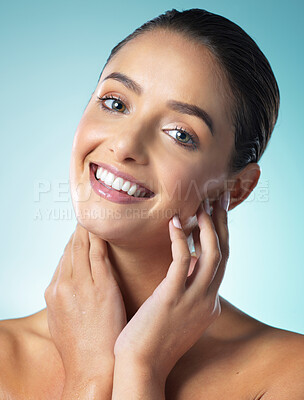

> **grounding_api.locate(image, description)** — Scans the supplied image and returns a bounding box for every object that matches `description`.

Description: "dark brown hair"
[99,8,280,175]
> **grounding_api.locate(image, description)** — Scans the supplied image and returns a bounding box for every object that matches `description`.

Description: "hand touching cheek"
[113,192,230,383]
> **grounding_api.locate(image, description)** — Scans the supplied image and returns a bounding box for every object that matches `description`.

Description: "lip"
[89,163,155,204]
[92,161,154,194]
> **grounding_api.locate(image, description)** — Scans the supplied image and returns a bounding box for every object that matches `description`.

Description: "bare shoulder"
[0,317,29,397]
[166,298,304,400]
[257,325,304,399]
[221,298,304,383]
[262,323,304,353]
[218,298,304,399]
[0,312,64,399]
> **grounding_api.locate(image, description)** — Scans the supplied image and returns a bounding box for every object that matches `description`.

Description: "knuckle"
[177,253,191,266]
[164,294,180,309]
[72,238,84,252]
[89,249,102,263]
[44,286,52,301]
[208,249,222,265]
[55,281,72,297]
[156,284,181,308]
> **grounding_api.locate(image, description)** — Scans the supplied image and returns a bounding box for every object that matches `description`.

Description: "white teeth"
[121,181,131,192]
[94,166,151,198]
[112,177,124,190]
[127,184,137,196]
[100,169,108,181]
[96,167,103,179]
[104,172,115,186]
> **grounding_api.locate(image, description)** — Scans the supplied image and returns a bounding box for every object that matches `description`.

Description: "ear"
[226,163,261,211]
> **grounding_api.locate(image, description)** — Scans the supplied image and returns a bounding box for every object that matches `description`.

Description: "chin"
[72,206,145,244]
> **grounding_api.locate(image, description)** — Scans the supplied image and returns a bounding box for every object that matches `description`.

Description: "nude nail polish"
[220,191,230,211]
[172,215,182,229]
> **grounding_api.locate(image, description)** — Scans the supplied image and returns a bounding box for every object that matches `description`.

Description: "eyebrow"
[101,72,214,136]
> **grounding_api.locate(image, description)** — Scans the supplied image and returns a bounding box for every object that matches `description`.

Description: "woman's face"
[69,29,235,245]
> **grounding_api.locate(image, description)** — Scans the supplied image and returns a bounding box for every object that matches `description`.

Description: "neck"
[106,237,174,321]
[36,232,243,343]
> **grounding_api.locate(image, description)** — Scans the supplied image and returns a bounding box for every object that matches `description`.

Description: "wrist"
[62,377,112,400]
[112,358,165,400]
[64,356,115,382]
[115,352,171,386]
[63,365,114,396]
[114,353,166,388]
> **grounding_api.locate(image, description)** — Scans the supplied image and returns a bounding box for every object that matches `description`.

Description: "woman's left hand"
[113,193,230,383]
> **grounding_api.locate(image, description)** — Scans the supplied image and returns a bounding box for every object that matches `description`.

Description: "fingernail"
[220,191,230,211]
[204,198,211,215]
[172,215,182,229]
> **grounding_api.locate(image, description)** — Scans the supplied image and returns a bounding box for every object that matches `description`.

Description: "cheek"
[159,158,226,214]
[72,119,102,162]
[69,117,104,196]
[158,163,206,205]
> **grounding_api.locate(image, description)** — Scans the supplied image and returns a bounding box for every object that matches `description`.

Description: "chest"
[164,341,267,400]
[10,339,266,400]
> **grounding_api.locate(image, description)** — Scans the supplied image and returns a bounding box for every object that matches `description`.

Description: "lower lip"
[89,163,155,204]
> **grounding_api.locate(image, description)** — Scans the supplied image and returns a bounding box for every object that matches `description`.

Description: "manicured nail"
[204,198,211,215]
[172,215,182,229]
[220,191,230,211]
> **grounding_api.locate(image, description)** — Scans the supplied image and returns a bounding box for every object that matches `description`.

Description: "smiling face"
[69,29,235,244]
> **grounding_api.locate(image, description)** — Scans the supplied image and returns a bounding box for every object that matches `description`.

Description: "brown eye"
[97,95,128,114]
[105,98,126,112]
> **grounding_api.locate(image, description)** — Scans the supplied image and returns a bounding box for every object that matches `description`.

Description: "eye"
[165,126,198,151]
[97,95,128,114]
[97,95,198,151]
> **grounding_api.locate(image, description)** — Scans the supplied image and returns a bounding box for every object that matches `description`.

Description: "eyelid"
[97,93,200,149]
[97,92,131,112]
[164,127,198,150]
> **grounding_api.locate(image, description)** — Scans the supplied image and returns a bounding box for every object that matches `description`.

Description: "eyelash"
[96,95,198,151]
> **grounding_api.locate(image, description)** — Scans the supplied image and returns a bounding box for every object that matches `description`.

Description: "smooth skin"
[0,29,304,399]
[44,197,227,399]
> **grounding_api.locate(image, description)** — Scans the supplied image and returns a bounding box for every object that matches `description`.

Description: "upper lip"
[91,161,155,194]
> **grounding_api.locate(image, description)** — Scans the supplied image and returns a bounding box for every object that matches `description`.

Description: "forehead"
[106,30,218,92]
[101,29,234,135]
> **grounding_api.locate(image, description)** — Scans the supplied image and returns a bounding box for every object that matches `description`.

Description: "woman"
[0,7,303,399]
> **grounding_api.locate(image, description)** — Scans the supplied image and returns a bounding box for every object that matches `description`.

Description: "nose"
[107,119,151,164]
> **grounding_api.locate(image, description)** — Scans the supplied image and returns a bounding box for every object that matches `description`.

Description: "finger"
[208,194,230,294]
[88,232,113,284]
[166,215,192,292]
[187,255,198,277]
[185,200,221,291]
[71,223,92,282]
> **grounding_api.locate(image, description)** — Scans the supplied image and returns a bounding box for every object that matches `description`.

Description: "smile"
[89,163,155,204]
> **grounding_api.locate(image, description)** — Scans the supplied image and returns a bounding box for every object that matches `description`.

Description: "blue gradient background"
[0,0,303,334]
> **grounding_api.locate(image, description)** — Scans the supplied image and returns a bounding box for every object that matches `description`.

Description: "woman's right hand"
[44,223,127,389]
